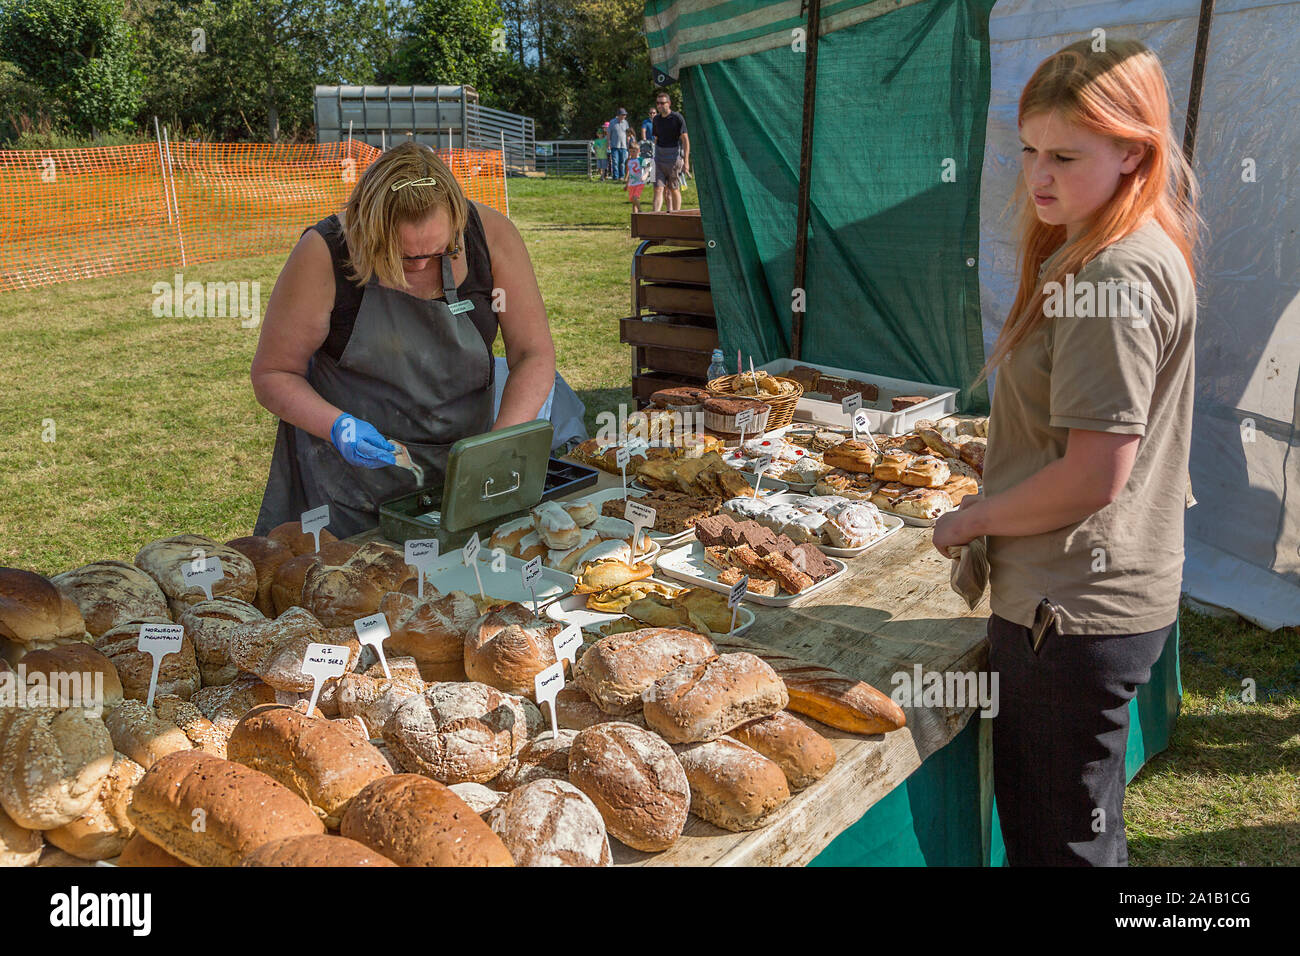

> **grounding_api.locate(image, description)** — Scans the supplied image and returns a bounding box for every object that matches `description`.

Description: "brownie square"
[720,520,749,549]
[788,543,837,582]
[739,523,777,552]
[756,534,799,558]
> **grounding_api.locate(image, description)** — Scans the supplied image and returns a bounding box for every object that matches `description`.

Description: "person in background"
[641,107,655,146]
[624,148,650,213]
[608,108,631,181]
[651,91,690,211]
[591,127,609,181]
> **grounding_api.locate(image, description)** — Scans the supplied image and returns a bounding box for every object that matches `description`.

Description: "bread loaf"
[730,711,836,790]
[18,643,123,710]
[378,589,476,682]
[269,540,360,616]
[487,778,612,866]
[381,681,537,784]
[340,774,513,866]
[116,832,189,866]
[51,561,170,638]
[448,782,503,818]
[675,736,790,831]
[574,628,717,716]
[191,672,277,736]
[103,699,200,768]
[554,685,616,730]
[568,721,690,851]
[94,617,200,701]
[0,706,115,828]
[127,750,325,866]
[327,670,425,731]
[490,729,574,791]
[642,652,788,744]
[178,596,266,686]
[241,833,397,867]
[227,606,361,692]
[44,752,145,860]
[227,704,392,828]
[224,535,294,617]
[0,567,88,657]
[301,541,414,627]
[464,602,562,698]
[133,534,257,617]
[267,520,339,556]
[0,805,43,867]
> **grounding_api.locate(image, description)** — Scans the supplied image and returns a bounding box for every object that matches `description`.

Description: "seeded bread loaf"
[241,833,397,867]
[674,736,790,831]
[133,535,257,617]
[0,705,115,829]
[51,561,170,638]
[574,628,717,716]
[44,751,145,860]
[641,652,788,744]
[730,710,836,790]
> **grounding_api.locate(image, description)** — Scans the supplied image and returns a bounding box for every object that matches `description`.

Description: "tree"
[385,0,508,98]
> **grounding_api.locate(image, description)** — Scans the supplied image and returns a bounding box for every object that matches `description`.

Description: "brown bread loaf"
[94,617,200,701]
[178,596,266,686]
[267,520,339,556]
[301,541,414,627]
[104,699,203,769]
[486,778,612,866]
[327,670,426,731]
[241,833,397,867]
[490,729,575,792]
[574,627,717,716]
[0,705,115,829]
[18,643,123,710]
[224,535,294,617]
[0,805,43,867]
[0,567,88,657]
[730,711,836,790]
[378,589,476,682]
[641,652,788,744]
[674,736,790,831]
[51,561,170,638]
[269,539,360,616]
[44,752,145,860]
[340,774,513,866]
[464,602,562,698]
[133,534,257,617]
[448,782,503,818]
[191,672,278,737]
[227,606,361,692]
[116,832,188,866]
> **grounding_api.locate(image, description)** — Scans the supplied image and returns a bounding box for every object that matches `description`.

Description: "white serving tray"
[545,590,755,638]
[630,470,790,498]
[561,485,694,548]
[760,493,907,556]
[421,551,575,608]
[653,541,847,607]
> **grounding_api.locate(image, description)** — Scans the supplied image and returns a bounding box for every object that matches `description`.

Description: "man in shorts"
[651,91,690,211]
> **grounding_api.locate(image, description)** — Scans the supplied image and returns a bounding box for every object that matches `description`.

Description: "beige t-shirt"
[984,219,1196,634]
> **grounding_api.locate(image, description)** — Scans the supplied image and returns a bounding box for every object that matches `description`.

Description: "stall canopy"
[644,0,1300,630]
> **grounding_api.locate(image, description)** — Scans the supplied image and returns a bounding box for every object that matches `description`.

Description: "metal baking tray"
[653,540,847,607]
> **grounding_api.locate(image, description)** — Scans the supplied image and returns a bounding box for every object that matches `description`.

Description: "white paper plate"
[630,470,789,498]
[653,541,847,607]
[545,590,755,638]
[760,493,907,556]
[802,488,941,527]
[560,485,694,548]
[420,552,575,608]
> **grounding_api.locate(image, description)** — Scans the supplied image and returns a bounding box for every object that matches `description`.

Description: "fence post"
[501,131,509,218]
[161,125,187,267]
[153,117,173,226]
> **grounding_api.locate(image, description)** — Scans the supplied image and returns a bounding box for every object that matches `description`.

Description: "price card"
[521,556,543,615]
[841,392,863,416]
[462,532,485,598]
[624,499,657,555]
[727,574,748,635]
[733,405,755,438]
[353,612,392,678]
[533,661,566,739]
[137,623,185,708]
[616,444,631,497]
[404,538,440,599]
[182,554,223,601]
[853,408,879,453]
[751,456,773,499]
[300,505,330,553]
[552,623,583,673]
[300,642,350,717]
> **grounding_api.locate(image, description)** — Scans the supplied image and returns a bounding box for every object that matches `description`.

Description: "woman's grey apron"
[253,252,494,538]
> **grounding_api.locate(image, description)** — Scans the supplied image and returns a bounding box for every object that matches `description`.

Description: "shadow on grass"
[1130,821,1300,867]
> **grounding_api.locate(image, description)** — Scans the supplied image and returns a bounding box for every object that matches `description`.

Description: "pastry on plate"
[516,531,547,562]
[561,500,599,528]
[572,540,653,594]
[890,489,955,520]
[586,580,679,614]
[938,475,980,504]
[918,427,961,460]
[780,512,828,545]
[548,529,603,573]
[716,567,778,598]
[822,502,888,549]
[899,454,951,489]
[490,514,535,554]
[822,439,878,474]
[958,437,986,475]
[869,482,913,509]
[532,500,582,550]
[871,449,916,482]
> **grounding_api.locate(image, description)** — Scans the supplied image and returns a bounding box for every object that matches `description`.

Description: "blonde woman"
[251,142,556,537]
[932,39,1199,865]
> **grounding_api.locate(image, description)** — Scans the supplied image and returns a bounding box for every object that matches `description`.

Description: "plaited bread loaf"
[18,643,123,710]
[340,774,514,867]
[270,540,360,616]
[0,705,115,828]
[378,589,477,682]
[730,711,836,790]
[178,596,265,686]
[487,778,612,866]
[490,729,574,792]
[567,721,690,851]
[642,652,788,744]
[327,670,425,730]
[449,782,503,818]
[226,704,392,828]
[51,561,170,638]
[241,833,397,867]
[0,805,43,867]
[133,534,257,617]
[301,541,414,627]
[127,750,324,866]
[381,681,537,784]
[44,752,145,860]
[0,567,89,657]
[116,832,189,866]
[227,606,362,692]
[267,520,339,556]
[574,628,717,716]
[674,736,790,831]
[464,602,563,698]
[191,672,278,737]
[224,535,294,617]
[94,617,200,701]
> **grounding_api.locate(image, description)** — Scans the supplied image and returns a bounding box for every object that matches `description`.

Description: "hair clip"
[390,176,438,192]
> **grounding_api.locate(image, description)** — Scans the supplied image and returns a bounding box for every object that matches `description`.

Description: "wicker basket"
[706,374,804,432]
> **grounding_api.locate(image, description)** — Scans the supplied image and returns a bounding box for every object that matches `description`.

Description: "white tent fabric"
[978,0,1300,629]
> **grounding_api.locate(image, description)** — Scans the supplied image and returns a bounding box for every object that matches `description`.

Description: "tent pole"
[1181,0,1216,173]
[791,0,823,361]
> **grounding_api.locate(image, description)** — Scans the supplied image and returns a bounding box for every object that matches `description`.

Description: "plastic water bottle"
[706,349,727,382]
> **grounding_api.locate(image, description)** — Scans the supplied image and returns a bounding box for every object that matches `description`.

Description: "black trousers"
[987,613,1172,866]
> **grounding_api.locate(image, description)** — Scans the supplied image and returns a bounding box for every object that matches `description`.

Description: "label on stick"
[301,642,351,716]
[521,555,543,590]
[842,392,863,415]
[733,407,755,432]
[728,574,749,609]
[615,445,631,470]
[404,538,440,599]
[300,505,330,552]
[552,624,583,671]
[182,555,223,600]
[137,623,185,708]
[533,661,566,739]
[462,532,481,566]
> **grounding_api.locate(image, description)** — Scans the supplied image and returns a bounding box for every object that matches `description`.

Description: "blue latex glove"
[330,414,396,469]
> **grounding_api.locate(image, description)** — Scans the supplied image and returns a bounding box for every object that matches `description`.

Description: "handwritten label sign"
[522,556,543,615]
[462,532,485,598]
[137,623,185,708]
[353,612,392,678]
[300,505,330,553]
[841,392,863,416]
[733,407,755,433]
[404,538,440,599]
[624,499,656,555]
[751,456,773,499]
[727,574,748,635]
[182,554,223,601]
[615,445,631,470]
[552,624,583,673]
[301,642,350,716]
[533,661,566,739]
[853,408,879,452]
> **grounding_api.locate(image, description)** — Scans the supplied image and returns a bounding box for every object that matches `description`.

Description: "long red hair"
[979,37,1200,382]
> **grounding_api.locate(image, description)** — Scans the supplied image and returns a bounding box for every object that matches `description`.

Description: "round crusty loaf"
[490,729,575,792]
[301,541,414,628]
[730,711,836,791]
[0,705,115,829]
[178,596,266,687]
[133,534,257,617]
[269,540,360,617]
[381,681,537,785]
[227,606,361,692]
[379,589,477,682]
[226,704,393,828]
[674,736,790,831]
[0,567,88,654]
[642,651,789,744]
[241,833,396,867]
[45,751,145,860]
[115,832,189,866]
[224,535,294,617]
[554,686,609,731]
[568,721,689,851]
[127,750,325,867]
[267,520,340,557]
[0,805,43,867]
[487,778,612,866]
[464,602,563,698]
[448,782,503,818]
[94,617,200,702]
[340,774,514,866]
[574,627,717,716]
[328,670,426,734]
[19,643,123,710]
[191,672,278,737]
[51,561,170,638]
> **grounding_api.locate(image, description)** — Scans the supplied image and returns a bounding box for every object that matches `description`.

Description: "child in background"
[624,149,650,212]
[592,128,609,181]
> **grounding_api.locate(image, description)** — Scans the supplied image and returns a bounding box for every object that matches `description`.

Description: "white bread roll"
[44,752,145,860]
[574,627,717,716]
[0,706,114,829]
[487,778,612,866]
[674,736,790,831]
[51,560,170,638]
[133,534,257,617]
[94,617,200,701]
[641,651,788,744]
[178,596,265,686]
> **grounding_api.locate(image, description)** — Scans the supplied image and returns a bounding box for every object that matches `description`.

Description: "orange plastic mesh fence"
[0,141,508,292]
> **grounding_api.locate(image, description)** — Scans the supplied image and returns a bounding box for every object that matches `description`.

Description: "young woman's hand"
[932,498,981,557]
